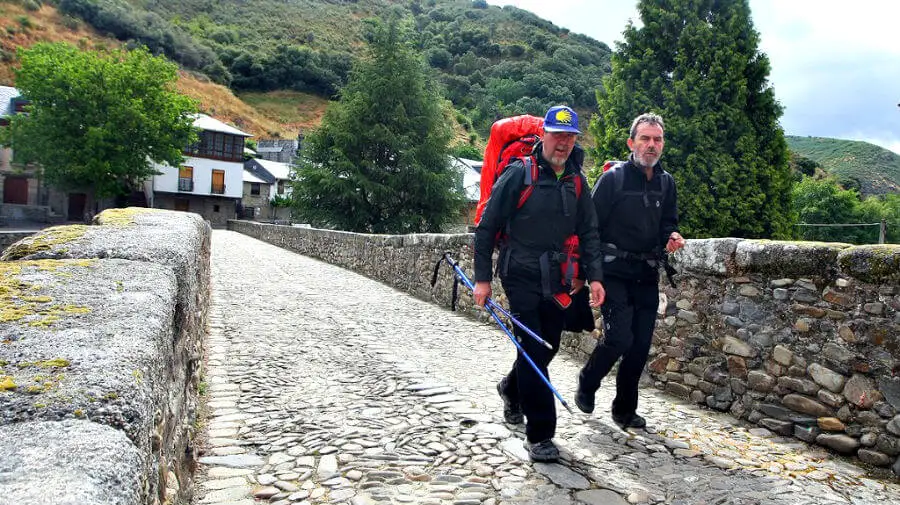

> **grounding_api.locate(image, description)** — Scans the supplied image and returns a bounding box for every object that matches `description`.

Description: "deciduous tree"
[4,42,197,198]
[589,0,794,238]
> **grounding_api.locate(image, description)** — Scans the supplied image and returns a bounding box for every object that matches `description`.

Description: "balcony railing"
[211,184,226,195]
[177,178,194,192]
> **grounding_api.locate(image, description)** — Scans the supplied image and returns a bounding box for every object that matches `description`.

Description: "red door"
[3,176,28,204]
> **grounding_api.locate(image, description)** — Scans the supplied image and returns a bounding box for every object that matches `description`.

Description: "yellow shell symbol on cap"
[555,109,573,125]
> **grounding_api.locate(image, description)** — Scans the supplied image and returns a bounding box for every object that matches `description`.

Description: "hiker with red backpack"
[473,105,606,462]
[574,113,686,430]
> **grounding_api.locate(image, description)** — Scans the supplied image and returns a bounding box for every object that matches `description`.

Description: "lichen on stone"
[94,207,164,226]
[0,225,89,261]
[837,244,900,284]
[0,260,95,326]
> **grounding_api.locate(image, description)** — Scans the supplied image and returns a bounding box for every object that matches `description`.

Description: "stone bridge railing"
[0,208,210,505]
[230,220,900,477]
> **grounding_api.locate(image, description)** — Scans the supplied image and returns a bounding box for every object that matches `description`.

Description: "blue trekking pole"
[432,253,573,414]
[435,254,552,350]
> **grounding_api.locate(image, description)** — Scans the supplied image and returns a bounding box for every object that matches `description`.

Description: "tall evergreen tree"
[291,15,463,233]
[589,0,794,239]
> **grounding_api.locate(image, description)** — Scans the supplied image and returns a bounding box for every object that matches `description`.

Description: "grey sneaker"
[526,439,560,462]
[497,379,523,424]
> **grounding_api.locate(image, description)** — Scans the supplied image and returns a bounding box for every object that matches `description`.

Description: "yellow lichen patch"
[0,260,94,327]
[37,358,70,368]
[0,376,16,391]
[21,295,52,303]
[0,225,89,260]
[95,207,165,226]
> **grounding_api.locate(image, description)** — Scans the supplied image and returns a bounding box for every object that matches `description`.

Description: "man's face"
[542,130,578,169]
[627,123,665,168]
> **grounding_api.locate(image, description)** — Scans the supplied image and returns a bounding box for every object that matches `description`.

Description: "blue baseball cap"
[543,105,581,134]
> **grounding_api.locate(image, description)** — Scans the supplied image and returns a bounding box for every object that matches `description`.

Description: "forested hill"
[786,136,900,196]
[59,0,612,134]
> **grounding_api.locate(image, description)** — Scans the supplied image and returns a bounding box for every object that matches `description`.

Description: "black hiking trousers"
[497,274,565,443]
[578,275,659,419]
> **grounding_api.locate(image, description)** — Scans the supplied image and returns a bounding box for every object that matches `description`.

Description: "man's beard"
[636,152,659,168]
[548,153,568,167]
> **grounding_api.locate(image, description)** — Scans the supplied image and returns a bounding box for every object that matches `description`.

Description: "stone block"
[837,245,900,285]
[783,394,832,417]
[759,418,793,436]
[815,433,860,454]
[0,420,144,505]
[808,363,846,393]
[748,371,776,392]
[665,382,692,399]
[772,345,793,366]
[844,374,882,409]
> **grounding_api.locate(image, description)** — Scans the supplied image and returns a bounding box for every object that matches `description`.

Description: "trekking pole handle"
[442,254,553,350]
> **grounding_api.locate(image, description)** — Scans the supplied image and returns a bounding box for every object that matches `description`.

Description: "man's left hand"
[666,232,686,253]
[589,281,605,307]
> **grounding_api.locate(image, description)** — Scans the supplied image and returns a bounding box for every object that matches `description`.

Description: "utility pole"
[879,219,886,244]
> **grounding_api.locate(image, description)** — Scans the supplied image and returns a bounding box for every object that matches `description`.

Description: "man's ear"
[626,137,634,150]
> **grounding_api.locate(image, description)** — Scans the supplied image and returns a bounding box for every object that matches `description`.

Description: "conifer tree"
[589,0,795,238]
[292,15,463,233]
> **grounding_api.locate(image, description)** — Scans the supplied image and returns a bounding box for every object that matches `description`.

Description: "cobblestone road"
[194,231,900,505]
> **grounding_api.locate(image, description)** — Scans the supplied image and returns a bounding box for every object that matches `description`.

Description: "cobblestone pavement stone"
[194,231,900,505]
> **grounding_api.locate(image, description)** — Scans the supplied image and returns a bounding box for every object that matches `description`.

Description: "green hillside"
[60,0,612,135]
[786,136,900,196]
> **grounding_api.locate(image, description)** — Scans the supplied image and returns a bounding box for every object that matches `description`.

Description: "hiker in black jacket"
[575,113,686,430]
[473,105,606,462]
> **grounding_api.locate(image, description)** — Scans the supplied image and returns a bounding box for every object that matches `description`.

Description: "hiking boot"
[612,413,647,429]
[497,379,523,424]
[574,379,594,414]
[526,439,560,462]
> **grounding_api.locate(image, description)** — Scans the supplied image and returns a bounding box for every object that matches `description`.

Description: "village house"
[149,114,252,228]
[242,158,292,222]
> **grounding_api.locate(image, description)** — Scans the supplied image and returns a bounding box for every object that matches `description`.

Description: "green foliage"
[786,136,900,196]
[449,143,482,160]
[3,43,198,198]
[292,15,463,233]
[62,0,611,135]
[59,0,228,84]
[793,176,898,244]
[270,195,291,208]
[590,0,794,239]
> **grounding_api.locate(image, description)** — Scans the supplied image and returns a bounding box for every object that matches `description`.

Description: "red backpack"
[475,114,583,309]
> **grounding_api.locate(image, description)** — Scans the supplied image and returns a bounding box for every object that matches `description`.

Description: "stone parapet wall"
[0,208,211,505]
[0,231,36,252]
[230,220,900,476]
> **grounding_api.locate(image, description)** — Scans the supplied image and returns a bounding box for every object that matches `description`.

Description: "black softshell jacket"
[591,155,679,280]
[474,144,604,285]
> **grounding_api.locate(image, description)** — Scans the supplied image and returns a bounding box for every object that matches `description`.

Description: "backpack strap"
[516,155,540,209]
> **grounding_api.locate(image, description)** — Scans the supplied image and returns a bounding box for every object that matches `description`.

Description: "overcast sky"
[486,0,900,154]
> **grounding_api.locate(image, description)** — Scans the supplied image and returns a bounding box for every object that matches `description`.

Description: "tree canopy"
[793,176,899,244]
[3,42,198,198]
[291,15,463,233]
[589,0,795,239]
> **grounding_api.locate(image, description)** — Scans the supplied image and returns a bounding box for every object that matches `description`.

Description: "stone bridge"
[194,228,900,505]
[1,211,900,505]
